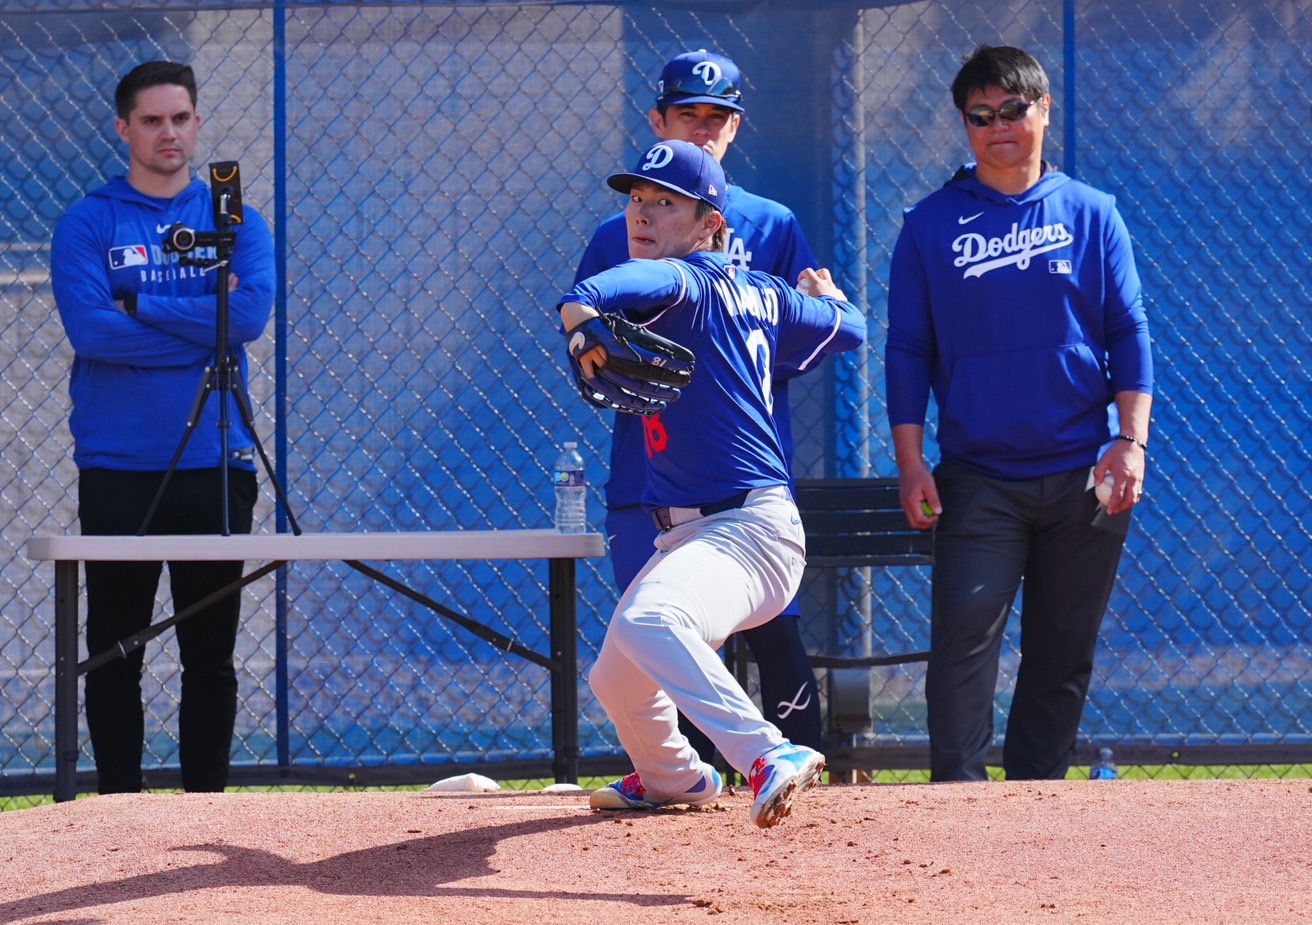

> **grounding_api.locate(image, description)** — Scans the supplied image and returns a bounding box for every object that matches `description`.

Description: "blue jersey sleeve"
[563,258,692,322]
[776,293,866,374]
[885,213,935,428]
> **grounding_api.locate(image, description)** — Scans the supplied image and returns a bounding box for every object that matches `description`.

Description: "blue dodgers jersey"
[564,251,863,510]
[885,168,1153,479]
[574,184,818,509]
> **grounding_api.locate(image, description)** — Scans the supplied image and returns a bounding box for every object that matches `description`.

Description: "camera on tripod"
[159,162,245,257]
[139,157,298,539]
[162,222,202,255]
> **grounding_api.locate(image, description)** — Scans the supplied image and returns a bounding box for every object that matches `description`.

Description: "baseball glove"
[566,314,695,416]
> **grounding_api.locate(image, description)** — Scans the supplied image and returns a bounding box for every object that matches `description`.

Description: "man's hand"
[899,464,940,529]
[892,423,938,528]
[796,267,847,302]
[1094,439,1146,516]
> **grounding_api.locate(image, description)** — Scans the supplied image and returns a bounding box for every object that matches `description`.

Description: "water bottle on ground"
[1090,747,1118,780]
[553,441,587,534]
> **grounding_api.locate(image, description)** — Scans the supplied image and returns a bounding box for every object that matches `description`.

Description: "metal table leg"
[548,557,579,783]
[54,560,80,803]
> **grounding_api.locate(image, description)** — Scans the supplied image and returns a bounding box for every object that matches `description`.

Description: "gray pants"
[926,462,1131,781]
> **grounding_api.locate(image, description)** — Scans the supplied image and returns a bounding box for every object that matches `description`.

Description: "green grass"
[5,765,1311,812]
[851,764,1312,784]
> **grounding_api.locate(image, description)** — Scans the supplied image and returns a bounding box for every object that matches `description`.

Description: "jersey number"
[642,413,668,458]
[747,329,773,414]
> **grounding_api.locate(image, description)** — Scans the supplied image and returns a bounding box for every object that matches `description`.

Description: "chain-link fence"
[2,0,1310,798]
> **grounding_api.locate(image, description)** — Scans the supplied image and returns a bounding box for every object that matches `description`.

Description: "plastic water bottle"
[552,441,587,534]
[1090,747,1118,780]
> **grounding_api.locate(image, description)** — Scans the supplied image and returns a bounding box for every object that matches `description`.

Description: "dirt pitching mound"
[2,779,1309,924]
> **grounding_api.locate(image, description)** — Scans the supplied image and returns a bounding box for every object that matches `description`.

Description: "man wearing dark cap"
[574,49,824,768]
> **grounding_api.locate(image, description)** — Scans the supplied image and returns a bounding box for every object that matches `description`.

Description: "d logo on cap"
[641,144,676,172]
[691,61,722,87]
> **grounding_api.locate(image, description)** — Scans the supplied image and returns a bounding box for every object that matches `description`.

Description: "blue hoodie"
[51,176,274,471]
[886,167,1153,479]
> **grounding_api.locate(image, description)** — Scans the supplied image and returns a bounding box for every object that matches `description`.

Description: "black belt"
[651,490,753,532]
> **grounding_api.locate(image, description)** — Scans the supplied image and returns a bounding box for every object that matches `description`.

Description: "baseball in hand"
[1095,471,1115,506]
[796,268,847,302]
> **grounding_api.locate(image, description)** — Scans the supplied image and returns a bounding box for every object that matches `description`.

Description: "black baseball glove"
[565,314,695,416]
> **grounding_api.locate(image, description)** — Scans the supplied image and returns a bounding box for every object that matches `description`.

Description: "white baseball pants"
[587,485,806,796]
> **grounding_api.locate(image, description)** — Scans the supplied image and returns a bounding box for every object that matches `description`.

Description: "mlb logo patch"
[1048,259,1072,274]
[109,245,148,269]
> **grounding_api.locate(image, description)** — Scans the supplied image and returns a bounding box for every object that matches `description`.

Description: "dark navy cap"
[606,140,727,212]
[656,49,744,112]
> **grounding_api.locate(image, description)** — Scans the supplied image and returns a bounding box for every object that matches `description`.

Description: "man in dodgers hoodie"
[885,45,1153,782]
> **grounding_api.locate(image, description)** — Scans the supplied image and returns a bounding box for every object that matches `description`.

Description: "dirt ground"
[1,779,1309,924]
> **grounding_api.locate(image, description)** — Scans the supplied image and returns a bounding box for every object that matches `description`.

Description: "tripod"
[136,219,300,538]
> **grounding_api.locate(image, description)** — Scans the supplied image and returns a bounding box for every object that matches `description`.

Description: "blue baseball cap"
[607,140,727,212]
[656,49,744,112]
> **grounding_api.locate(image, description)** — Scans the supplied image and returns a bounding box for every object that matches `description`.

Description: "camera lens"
[164,223,196,253]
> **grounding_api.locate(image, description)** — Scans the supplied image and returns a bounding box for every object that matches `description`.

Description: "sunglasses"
[965,98,1037,128]
[659,73,743,104]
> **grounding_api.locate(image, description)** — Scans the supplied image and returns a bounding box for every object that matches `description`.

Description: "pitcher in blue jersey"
[886,46,1153,782]
[561,140,865,828]
[574,49,824,764]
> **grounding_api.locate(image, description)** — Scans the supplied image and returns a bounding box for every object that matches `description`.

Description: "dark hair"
[695,199,728,252]
[114,61,197,119]
[950,45,1048,110]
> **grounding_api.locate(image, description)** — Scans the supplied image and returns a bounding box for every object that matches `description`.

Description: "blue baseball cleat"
[589,766,722,811]
[748,743,826,828]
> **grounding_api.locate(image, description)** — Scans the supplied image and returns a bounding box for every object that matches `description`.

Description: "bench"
[726,477,933,757]
[796,478,934,771]
[795,477,933,574]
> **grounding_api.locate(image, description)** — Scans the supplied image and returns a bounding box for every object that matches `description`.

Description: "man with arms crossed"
[51,61,275,793]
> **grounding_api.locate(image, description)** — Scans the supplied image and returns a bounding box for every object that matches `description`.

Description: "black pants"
[926,462,1131,782]
[79,467,256,794]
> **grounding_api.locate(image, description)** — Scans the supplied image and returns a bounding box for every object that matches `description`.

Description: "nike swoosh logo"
[958,212,984,225]
[156,224,171,234]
